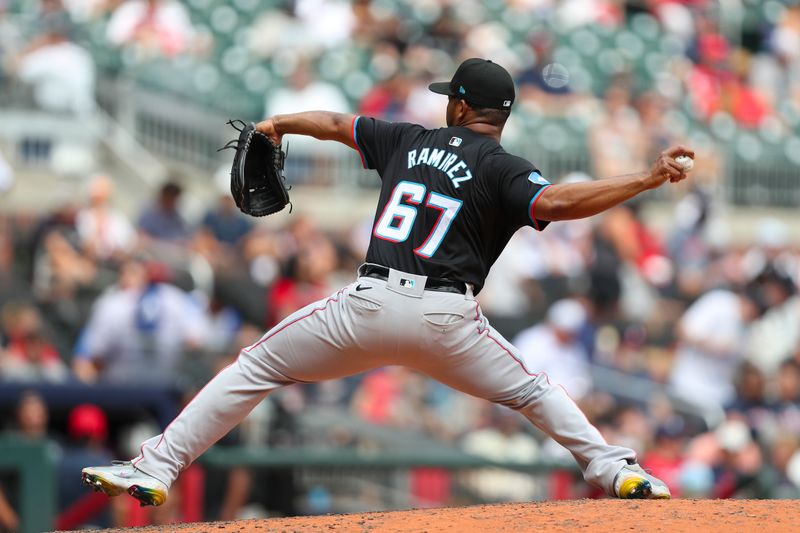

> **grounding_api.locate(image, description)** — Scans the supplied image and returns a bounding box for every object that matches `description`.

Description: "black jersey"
[353,115,552,294]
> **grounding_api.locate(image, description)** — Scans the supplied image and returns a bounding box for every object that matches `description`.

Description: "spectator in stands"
[266,61,350,118]
[686,16,771,128]
[596,201,673,303]
[31,199,100,314]
[686,16,730,121]
[641,417,687,498]
[476,231,545,319]
[264,60,350,171]
[201,293,243,358]
[36,225,98,301]
[518,32,578,110]
[523,172,595,281]
[513,299,592,399]
[76,174,137,262]
[707,418,765,498]
[610,405,654,459]
[752,4,800,110]
[72,258,206,384]
[747,263,800,375]
[195,173,254,271]
[667,186,714,300]
[138,181,190,244]
[589,79,647,178]
[764,432,800,498]
[266,236,338,327]
[0,301,68,383]
[9,390,51,441]
[725,362,772,432]
[200,193,252,249]
[401,64,448,128]
[722,51,772,129]
[351,366,427,429]
[31,203,101,351]
[461,406,539,502]
[635,91,676,161]
[670,287,765,410]
[12,15,95,115]
[771,359,800,437]
[106,0,194,58]
[57,404,114,530]
[358,71,413,123]
[557,0,623,29]
[293,0,356,51]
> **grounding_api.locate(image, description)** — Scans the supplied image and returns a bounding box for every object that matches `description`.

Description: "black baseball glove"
[221,119,290,217]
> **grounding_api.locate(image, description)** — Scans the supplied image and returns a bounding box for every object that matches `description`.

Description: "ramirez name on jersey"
[407,147,472,189]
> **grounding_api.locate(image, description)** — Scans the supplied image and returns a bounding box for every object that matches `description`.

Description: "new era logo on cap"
[503,100,512,107]
[449,137,462,147]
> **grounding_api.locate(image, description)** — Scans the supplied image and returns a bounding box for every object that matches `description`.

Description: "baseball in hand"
[675,155,694,172]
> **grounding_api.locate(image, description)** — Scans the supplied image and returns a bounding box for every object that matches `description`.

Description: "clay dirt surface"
[72,500,800,533]
[72,499,800,533]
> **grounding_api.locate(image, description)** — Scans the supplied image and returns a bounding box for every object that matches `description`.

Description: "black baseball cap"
[429,58,515,110]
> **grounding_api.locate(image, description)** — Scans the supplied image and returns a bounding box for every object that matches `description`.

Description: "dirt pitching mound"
[86,499,800,532]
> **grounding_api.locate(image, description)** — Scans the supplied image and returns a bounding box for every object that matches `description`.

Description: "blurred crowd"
[1,0,800,530]
[2,0,800,134]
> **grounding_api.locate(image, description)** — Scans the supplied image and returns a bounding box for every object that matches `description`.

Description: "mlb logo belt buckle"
[387,269,426,298]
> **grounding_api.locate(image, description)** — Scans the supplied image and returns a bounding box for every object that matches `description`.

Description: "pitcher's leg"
[131,352,287,486]
[134,287,382,487]
[413,305,634,496]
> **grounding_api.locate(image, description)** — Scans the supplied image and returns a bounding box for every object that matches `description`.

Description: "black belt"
[358,264,467,295]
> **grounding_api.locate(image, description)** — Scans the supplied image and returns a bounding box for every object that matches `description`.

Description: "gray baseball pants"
[132,266,635,496]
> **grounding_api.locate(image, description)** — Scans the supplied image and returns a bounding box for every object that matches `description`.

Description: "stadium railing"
[0,438,57,533]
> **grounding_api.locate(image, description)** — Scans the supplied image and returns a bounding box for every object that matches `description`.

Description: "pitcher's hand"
[646,145,695,188]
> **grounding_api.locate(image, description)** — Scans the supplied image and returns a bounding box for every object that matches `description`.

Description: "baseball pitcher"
[83,58,693,506]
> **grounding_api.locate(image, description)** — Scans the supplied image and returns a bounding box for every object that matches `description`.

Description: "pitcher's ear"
[456,98,470,118]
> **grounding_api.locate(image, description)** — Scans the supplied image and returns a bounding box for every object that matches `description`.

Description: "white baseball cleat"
[614,463,671,499]
[82,461,168,507]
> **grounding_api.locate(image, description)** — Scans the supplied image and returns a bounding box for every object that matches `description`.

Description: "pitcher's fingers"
[664,145,695,159]
[665,159,685,173]
[661,163,683,179]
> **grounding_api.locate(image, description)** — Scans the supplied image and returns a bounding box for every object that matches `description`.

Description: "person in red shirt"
[642,418,688,497]
[1,302,67,382]
[266,236,338,328]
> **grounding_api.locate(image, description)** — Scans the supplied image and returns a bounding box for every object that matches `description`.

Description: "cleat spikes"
[82,464,168,506]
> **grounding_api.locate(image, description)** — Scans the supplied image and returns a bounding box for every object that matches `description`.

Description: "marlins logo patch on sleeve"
[528,171,550,186]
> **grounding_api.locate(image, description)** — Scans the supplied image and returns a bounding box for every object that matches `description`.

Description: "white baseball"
[675,155,694,171]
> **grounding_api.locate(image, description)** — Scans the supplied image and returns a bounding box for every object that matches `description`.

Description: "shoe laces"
[112,460,132,466]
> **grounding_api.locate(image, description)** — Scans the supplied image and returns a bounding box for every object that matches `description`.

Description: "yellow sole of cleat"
[82,472,125,497]
[618,477,652,499]
[128,485,166,507]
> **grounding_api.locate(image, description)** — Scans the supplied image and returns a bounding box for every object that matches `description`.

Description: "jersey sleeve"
[493,154,552,231]
[352,116,421,175]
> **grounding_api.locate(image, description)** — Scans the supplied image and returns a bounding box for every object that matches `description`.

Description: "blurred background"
[1,0,800,531]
